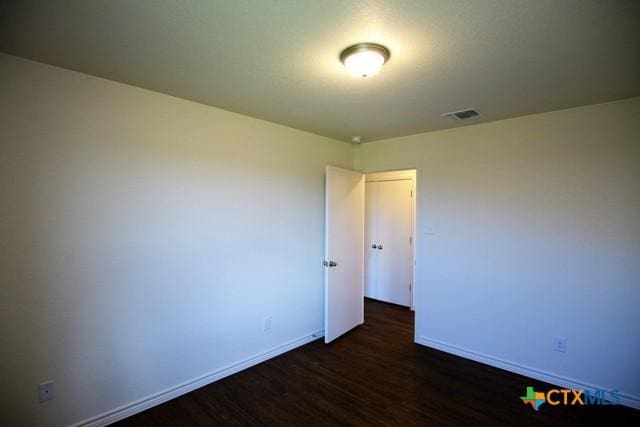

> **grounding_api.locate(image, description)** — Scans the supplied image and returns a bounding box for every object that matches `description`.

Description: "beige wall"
[2,50,639,425]
[0,53,352,426]
[355,97,640,406]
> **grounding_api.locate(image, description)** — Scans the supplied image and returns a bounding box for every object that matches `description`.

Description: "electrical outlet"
[553,336,567,353]
[39,381,54,403]
[263,316,272,332]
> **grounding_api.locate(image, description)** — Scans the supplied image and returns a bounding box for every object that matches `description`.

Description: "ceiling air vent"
[442,108,479,120]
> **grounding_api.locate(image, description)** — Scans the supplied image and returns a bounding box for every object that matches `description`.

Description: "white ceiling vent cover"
[442,108,480,120]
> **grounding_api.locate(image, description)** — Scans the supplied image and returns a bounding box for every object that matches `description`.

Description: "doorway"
[364,169,416,309]
[324,166,415,344]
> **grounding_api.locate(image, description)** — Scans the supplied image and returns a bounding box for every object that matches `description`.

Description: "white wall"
[0,53,352,426]
[2,50,639,425]
[354,97,640,406]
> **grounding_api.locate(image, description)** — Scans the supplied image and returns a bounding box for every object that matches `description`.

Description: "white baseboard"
[74,330,325,427]
[416,335,640,410]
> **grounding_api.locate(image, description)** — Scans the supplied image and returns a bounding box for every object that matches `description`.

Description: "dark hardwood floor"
[118,299,638,426]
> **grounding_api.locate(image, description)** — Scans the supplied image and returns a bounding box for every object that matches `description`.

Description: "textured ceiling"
[2,0,639,142]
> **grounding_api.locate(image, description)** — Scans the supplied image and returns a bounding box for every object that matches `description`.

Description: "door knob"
[377,245,382,250]
[329,261,337,267]
[372,244,377,249]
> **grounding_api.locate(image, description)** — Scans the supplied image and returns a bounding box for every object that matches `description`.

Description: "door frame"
[364,169,417,310]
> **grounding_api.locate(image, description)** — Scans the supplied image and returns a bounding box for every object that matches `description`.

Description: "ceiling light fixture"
[340,43,390,78]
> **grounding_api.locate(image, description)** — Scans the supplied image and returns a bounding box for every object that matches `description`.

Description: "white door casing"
[364,174,414,308]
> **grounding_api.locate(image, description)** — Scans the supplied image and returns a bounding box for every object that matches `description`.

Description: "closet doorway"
[364,169,416,309]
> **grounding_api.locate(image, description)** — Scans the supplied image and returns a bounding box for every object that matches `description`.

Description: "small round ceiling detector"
[340,43,390,78]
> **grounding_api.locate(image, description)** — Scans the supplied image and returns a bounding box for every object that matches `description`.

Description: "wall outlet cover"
[39,381,54,403]
[263,316,272,332]
[553,336,567,353]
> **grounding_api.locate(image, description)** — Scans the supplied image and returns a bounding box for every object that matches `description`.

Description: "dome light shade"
[340,43,390,78]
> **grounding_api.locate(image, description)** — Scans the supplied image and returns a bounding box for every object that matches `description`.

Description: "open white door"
[324,166,364,343]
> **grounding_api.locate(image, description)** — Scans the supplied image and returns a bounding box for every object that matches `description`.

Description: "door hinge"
[410,189,413,198]
[409,236,412,245]
[409,283,412,291]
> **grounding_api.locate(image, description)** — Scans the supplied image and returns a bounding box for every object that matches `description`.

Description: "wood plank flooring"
[117,299,638,426]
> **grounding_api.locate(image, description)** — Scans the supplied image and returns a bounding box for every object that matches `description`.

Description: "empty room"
[1,1,639,425]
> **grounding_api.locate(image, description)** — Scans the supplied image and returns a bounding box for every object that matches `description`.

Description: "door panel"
[324,166,364,343]
[376,179,412,306]
[364,182,378,298]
